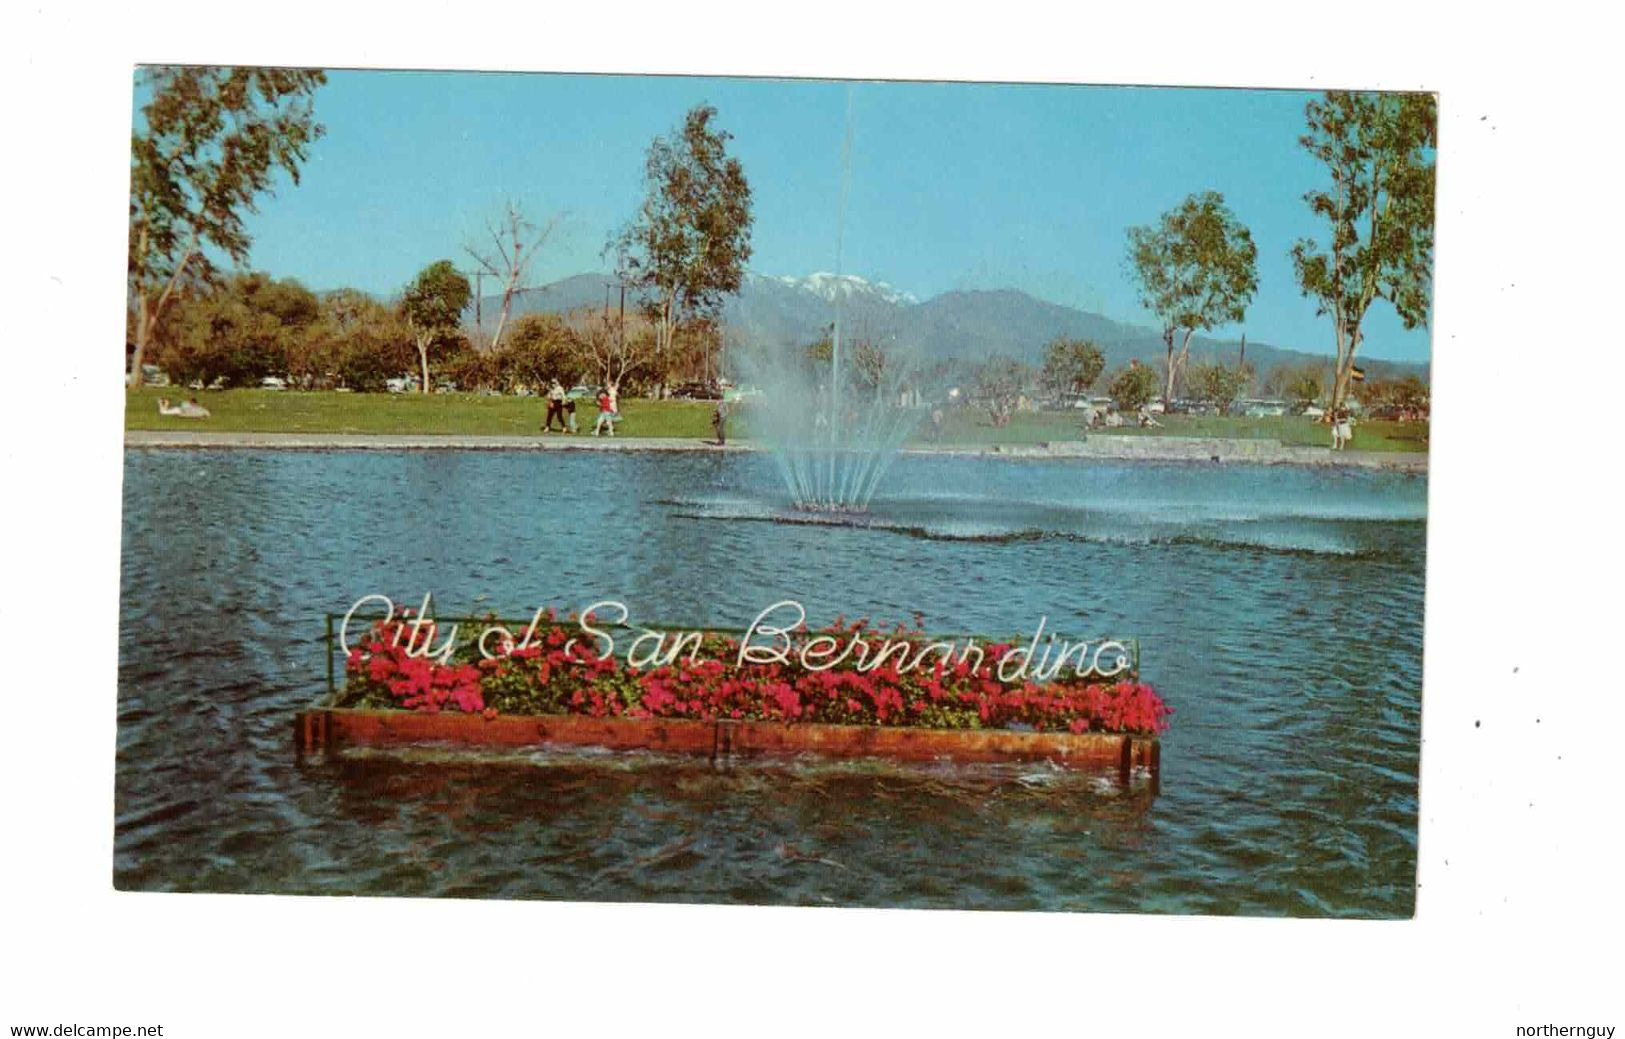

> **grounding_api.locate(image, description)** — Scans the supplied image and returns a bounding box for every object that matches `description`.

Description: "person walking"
[564,396,578,434]
[593,386,616,437]
[1330,407,1353,450]
[711,398,728,446]
[542,379,567,433]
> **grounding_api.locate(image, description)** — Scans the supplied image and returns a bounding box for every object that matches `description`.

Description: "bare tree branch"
[464,200,560,353]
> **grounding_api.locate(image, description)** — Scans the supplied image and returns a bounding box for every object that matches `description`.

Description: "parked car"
[1239,399,1288,418]
[671,380,723,400]
[260,376,288,391]
[566,383,597,399]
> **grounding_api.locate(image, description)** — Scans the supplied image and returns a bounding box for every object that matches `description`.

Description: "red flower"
[342,610,1171,734]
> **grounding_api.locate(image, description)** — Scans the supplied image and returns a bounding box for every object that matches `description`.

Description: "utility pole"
[456,268,486,344]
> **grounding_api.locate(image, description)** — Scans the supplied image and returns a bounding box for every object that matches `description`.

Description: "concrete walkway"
[124,429,1427,472]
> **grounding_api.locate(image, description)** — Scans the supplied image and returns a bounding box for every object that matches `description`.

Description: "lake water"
[117,449,1426,917]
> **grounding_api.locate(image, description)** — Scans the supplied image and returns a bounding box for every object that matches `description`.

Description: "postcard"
[119,67,1433,918]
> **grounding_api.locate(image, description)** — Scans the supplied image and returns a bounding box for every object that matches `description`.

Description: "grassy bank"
[125,387,719,438]
[929,408,1429,452]
[125,387,1429,453]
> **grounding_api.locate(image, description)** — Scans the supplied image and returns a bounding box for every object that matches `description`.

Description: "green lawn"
[926,408,1429,452]
[125,387,719,438]
[126,387,1428,452]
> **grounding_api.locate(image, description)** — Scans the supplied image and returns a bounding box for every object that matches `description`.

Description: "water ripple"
[117,449,1425,916]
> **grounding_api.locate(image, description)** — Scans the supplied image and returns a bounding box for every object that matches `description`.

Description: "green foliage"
[1356,374,1430,415]
[612,104,754,385]
[402,260,470,334]
[1126,191,1258,403]
[975,355,1032,426]
[497,313,587,391]
[1262,361,1332,406]
[1127,191,1258,331]
[799,324,904,400]
[850,339,894,396]
[401,260,471,390]
[913,704,982,730]
[1108,364,1160,412]
[318,290,415,391]
[1290,91,1437,410]
[802,325,836,385]
[1039,336,1106,396]
[156,272,319,387]
[804,332,833,368]
[1185,361,1251,410]
[447,312,615,394]
[443,350,500,393]
[1286,371,1324,406]
[128,66,326,382]
[151,280,418,391]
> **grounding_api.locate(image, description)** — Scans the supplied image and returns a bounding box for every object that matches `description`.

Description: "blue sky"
[151,70,1433,362]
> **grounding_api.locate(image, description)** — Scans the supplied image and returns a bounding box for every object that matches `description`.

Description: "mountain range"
[474,272,1430,382]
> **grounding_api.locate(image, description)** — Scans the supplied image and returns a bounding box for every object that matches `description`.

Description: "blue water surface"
[117,449,1426,917]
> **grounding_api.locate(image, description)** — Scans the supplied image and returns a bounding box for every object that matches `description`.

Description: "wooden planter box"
[295,707,1161,779]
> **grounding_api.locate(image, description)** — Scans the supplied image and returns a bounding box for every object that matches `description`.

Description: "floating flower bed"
[335,613,1171,737]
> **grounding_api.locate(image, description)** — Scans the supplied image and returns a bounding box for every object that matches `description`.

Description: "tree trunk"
[128,242,195,388]
[490,273,518,353]
[652,295,675,400]
[1331,326,1363,417]
[1162,328,1176,408]
[490,304,510,355]
[130,294,151,387]
[418,335,431,394]
[1174,328,1195,403]
[491,234,522,352]
[1327,314,1356,417]
[129,225,152,388]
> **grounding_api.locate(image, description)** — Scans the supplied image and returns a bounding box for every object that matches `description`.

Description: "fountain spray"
[742,83,923,514]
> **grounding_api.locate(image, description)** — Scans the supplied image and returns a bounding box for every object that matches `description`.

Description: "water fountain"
[739,86,923,514]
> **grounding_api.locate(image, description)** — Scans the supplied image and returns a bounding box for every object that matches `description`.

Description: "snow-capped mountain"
[484,271,1428,380]
[756,272,918,306]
